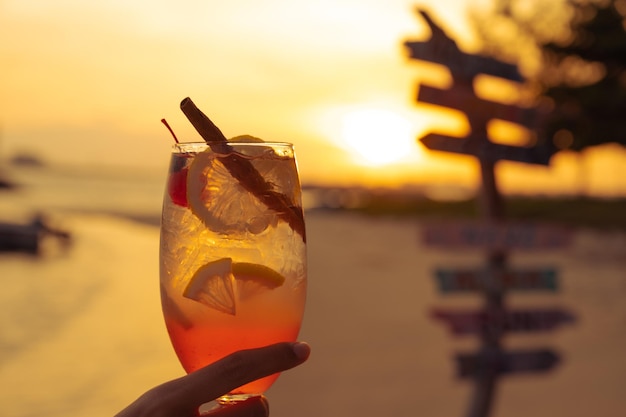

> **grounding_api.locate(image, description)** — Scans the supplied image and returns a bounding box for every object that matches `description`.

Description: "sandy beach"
[0,210,625,417]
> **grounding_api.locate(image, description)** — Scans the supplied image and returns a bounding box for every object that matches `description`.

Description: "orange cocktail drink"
[159,139,307,402]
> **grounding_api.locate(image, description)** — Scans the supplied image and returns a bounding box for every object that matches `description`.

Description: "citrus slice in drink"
[229,134,264,143]
[183,258,286,315]
[186,148,278,235]
[233,262,286,300]
[183,258,236,315]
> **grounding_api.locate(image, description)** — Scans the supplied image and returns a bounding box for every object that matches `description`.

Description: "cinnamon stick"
[180,97,306,241]
[180,97,228,142]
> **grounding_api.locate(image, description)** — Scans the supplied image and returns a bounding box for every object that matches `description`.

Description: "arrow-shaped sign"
[420,133,552,165]
[404,10,522,82]
[431,307,576,336]
[421,220,572,250]
[418,84,540,129]
[434,267,559,293]
[456,348,560,378]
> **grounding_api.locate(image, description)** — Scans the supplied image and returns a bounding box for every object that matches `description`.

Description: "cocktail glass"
[159,140,307,406]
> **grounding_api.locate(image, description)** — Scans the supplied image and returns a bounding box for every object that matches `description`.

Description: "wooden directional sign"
[422,221,572,250]
[420,133,552,165]
[456,349,560,378]
[434,267,559,293]
[431,308,575,336]
[418,84,540,129]
[404,10,522,82]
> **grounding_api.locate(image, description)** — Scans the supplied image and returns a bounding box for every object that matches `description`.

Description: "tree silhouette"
[471,0,626,153]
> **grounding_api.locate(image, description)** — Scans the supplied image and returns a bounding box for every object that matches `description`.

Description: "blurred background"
[1,1,625,416]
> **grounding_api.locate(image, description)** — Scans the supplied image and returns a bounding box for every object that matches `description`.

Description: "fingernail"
[291,342,311,360]
[205,396,268,417]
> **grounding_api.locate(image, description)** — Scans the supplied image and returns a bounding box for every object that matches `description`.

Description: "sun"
[340,108,414,166]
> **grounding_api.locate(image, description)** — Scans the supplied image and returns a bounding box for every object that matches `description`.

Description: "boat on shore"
[0,170,16,189]
[0,215,71,255]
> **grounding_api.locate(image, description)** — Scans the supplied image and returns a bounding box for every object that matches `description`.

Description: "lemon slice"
[186,148,278,235]
[183,259,286,315]
[183,258,236,315]
[229,135,264,143]
[233,262,286,300]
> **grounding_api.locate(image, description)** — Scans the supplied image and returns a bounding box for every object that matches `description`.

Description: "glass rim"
[172,141,294,152]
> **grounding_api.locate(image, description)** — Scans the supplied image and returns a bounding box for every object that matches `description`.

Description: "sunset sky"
[2,0,625,196]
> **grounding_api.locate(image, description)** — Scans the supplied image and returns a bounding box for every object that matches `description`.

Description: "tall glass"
[159,141,307,404]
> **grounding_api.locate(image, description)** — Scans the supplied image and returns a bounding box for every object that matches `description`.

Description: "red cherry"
[168,167,188,207]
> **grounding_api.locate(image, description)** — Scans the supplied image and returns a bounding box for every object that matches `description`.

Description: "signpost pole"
[465,110,506,417]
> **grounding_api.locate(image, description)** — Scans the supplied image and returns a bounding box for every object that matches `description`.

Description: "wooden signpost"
[404,11,523,83]
[456,349,560,378]
[422,221,572,250]
[434,267,559,293]
[431,308,575,336]
[417,84,537,128]
[404,8,574,417]
[420,133,552,165]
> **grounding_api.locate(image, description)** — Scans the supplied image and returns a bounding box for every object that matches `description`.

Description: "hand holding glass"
[159,141,307,405]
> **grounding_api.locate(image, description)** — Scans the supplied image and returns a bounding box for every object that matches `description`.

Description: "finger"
[186,342,310,402]
[201,396,269,417]
[161,341,310,414]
